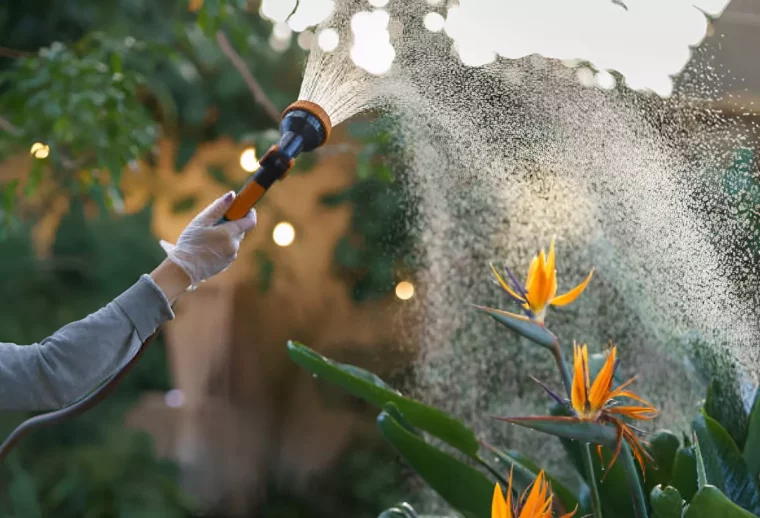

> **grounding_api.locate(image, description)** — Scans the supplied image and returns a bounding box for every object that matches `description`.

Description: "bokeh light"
[423,12,445,32]
[350,10,396,75]
[30,142,50,159]
[260,0,297,23]
[164,389,185,408]
[297,30,315,50]
[273,222,296,247]
[439,0,732,97]
[395,281,415,300]
[318,28,340,52]
[240,148,258,172]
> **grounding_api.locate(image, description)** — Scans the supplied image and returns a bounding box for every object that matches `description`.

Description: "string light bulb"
[273,222,296,247]
[240,147,258,172]
[395,281,415,300]
[30,142,50,159]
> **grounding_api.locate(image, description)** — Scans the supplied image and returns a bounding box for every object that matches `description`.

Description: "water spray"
[0,100,333,462]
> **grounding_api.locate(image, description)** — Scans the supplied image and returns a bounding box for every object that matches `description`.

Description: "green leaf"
[287,341,480,456]
[175,138,197,172]
[705,378,749,450]
[692,413,760,514]
[377,407,493,518]
[171,195,197,214]
[683,485,758,518]
[650,485,684,518]
[671,447,698,503]
[742,386,760,479]
[473,305,557,349]
[643,431,681,496]
[496,416,618,445]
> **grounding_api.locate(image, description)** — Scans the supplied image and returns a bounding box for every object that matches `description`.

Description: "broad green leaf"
[650,485,684,518]
[287,341,480,456]
[670,447,698,503]
[705,379,748,450]
[377,407,493,518]
[683,485,758,518]
[692,413,760,514]
[473,305,557,349]
[742,386,760,479]
[496,416,618,446]
[643,431,681,496]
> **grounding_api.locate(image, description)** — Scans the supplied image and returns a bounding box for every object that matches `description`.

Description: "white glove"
[160,191,257,288]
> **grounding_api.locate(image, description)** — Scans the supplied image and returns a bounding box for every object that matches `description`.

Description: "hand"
[159,191,257,288]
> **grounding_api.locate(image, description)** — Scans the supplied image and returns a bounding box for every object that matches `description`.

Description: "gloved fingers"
[221,208,257,235]
[196,191,236,225]
[159,240,177,254]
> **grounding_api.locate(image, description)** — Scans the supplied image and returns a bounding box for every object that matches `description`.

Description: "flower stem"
[553,341,602,517]
[581,444,604,518]
[620,443,649,518]
[552,340,573,396]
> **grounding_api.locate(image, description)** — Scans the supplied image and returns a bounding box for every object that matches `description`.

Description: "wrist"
[150,259,191,302]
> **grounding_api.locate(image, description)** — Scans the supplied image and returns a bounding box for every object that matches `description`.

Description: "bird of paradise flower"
[489,237,594,324]
[492,468,577,518]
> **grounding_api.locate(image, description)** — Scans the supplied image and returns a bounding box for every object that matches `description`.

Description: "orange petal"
[559,505,579,518]
[505,467,514,518]
[493,482,509,518]
[606,405,659,420]
[549,268,595,307]
[545,238,558,302]
[490,263,527,303]
[571,344,588,415]
[588,345,617,411]
[526,250,548,311]
[520,471,548,517]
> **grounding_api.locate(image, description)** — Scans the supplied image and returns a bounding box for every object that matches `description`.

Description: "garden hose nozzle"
[221,100,332,222]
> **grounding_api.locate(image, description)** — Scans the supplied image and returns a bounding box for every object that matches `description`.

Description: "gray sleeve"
[0,274,175,411]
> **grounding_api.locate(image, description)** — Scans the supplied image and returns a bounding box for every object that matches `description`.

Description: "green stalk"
[552,341,602,518]
[581,443,604,518]
[552,340,573,396]
[620,443,649,518]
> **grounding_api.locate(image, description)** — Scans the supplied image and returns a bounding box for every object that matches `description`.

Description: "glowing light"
[576,68,595,87]
[395,281,415,300]
[164,389,185,408]
[437,0,732,97]
[423,12,445,32]
[368,0,389,6]
[298,30,315,50]
[427,0,444,4]
[595,70,617,90]
[350,10,396,75]
[30,142,50,159]
[240,148,258,172]
[287,0,335,31]
[273,222,296,247]
[318,29,340,52]
[260,0,297,23]
[273,22,292,41]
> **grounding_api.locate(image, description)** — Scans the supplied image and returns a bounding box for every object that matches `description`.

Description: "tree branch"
[215,31,281,125]
[0,116,22,136]
[0,46,34,59]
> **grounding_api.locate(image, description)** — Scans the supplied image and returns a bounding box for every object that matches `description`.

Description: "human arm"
[0,192,255,411]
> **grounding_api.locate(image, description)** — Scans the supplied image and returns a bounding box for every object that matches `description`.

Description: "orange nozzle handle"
[220,145,295,223]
